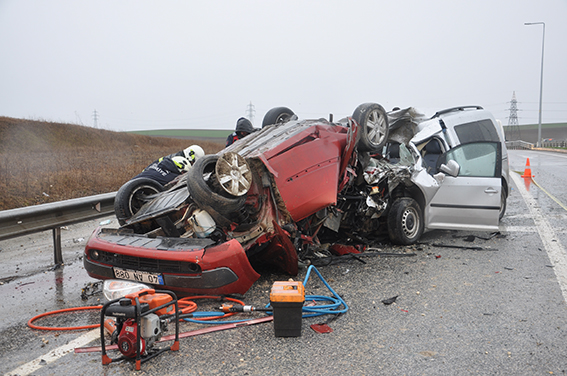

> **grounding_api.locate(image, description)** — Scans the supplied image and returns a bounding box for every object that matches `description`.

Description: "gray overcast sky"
[1,1,566,131]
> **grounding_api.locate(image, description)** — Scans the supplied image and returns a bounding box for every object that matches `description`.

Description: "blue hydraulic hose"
[183,265,348,324]
[301,265,349,318]
[183,318,257,324]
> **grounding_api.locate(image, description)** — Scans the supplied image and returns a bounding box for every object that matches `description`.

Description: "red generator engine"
[100,289,180,371]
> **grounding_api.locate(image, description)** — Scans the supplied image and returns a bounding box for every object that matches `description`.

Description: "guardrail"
[0,192,116,264]
[506,140,567,153]
[542,140,567,148]
[506,140,534,150]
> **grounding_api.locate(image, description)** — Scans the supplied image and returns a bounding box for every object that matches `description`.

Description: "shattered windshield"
[398,143,414,166]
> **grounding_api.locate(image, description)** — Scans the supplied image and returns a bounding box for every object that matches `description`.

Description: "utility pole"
[506,91,521,141]
[93,110,99,128]
[245,102,256,125]
[524,22,545,147]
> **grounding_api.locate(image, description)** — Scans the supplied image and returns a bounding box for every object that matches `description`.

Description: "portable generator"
[100,288,180,371]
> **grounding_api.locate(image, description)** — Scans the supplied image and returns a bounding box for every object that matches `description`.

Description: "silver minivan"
[383,106,509,244]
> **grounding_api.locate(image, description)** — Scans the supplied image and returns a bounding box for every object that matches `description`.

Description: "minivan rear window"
[454,120,500,143]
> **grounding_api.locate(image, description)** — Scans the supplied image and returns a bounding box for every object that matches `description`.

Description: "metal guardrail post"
[53,227,63,265]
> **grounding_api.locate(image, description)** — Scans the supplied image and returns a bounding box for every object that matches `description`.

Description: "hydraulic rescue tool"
[100,289,180,371]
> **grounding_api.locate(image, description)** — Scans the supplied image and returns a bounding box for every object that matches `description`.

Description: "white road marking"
[499,225,567,233]
[499,225,537,233]
[4,328,99,376]
[511,172,567,302]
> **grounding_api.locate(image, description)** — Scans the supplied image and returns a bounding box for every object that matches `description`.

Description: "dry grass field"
[0,117,224,210]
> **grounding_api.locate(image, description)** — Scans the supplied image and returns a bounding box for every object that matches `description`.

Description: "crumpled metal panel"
[364,158,413,196]
[224,119,350,222]
[97,227,215,250]
[127,183,189,225]
[226,119,347,159]
[387,107,425,145]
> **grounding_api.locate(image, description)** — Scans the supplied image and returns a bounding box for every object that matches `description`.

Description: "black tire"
[387,197,424,245]
[114,178,163,225]
[186,155,246,217]
[262,107,295,128]
[352,103,389,153]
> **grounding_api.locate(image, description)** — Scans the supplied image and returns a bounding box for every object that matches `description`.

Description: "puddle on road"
[0,261,101,329]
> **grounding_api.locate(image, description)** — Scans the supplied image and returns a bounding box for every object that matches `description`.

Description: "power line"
[505,92,521,141]
[246,101,256,125]
[92,109,98,128]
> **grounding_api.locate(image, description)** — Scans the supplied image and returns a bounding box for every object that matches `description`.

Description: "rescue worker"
[134,156,191,186]
[134,145,205,186]
[226,117,256,147]
[161,144,205,166]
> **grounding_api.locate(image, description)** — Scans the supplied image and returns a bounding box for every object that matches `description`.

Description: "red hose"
[28,306,103,331]
[28,295,247,330]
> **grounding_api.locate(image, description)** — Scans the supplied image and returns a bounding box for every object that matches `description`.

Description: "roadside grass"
[0,117,224,210]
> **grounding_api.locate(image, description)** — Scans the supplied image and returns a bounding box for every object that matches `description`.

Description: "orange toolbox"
[270,281,305,337]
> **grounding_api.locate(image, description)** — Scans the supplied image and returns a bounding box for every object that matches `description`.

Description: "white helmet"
[184,145,205,164]
[171,156,191,173]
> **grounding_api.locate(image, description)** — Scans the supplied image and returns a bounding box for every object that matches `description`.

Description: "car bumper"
[84,227,260,295]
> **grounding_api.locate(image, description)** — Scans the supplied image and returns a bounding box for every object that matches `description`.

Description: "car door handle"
[484,188,499,194]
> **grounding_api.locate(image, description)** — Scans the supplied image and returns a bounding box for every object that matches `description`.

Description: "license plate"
[113,268,164,285]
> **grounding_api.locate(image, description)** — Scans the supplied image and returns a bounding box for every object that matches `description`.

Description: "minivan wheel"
[352,103,389,153]
[387,197,424,245]
[114,178,163,225]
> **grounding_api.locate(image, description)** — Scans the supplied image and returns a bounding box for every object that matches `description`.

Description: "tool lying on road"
[270,280,305,337]
[76,265,347,360]
[100,288,180,371]
[75,316,274,353]
[219,304,271,312]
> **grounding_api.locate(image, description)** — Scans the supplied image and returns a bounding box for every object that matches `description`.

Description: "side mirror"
[439,160,460,177]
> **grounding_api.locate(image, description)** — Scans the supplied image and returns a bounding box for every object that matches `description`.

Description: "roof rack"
[431,105,484,119]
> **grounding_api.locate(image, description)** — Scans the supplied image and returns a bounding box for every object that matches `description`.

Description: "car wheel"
[352,103,389,153]
[262,107,295,128]
[114,178,163,225]
[387,197,424,245]
[186,154,246,217]
[215,152,253,197]
[499,190,507,221]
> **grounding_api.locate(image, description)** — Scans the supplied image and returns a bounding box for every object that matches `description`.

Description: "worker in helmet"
[133,145,205,186]
[168,145,205,166]
[179,145,205,166]
[133,155,192,186]
[226,117,257,147]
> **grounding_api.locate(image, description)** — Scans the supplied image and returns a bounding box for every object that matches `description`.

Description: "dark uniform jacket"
[134,157,181,186]
[226,117,256,147]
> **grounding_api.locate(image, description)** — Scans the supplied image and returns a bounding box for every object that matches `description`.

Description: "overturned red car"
[84,103,397,295]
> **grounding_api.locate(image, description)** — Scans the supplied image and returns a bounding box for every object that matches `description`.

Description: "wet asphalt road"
[1,149,567,375]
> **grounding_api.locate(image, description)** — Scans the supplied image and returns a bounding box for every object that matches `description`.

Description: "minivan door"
[426,141,501,231]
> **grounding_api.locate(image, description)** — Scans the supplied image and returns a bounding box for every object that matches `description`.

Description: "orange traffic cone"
[521,158,534,178]
[524,175,531,191]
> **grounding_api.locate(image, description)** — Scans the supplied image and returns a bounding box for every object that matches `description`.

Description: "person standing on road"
[226,117,257,147]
